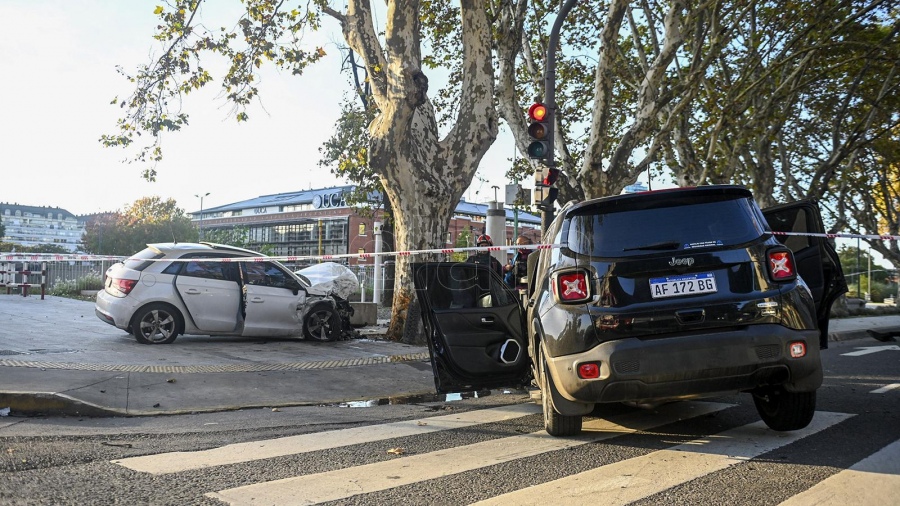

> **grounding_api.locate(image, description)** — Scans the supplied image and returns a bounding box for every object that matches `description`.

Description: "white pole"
[486,201,506,265]
[867,251,872,301]
[373,221,383,305]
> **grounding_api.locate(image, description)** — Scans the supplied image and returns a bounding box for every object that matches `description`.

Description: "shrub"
[49,272,104,296]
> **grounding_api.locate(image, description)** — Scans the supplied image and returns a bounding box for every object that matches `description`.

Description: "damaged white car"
[95,242,354,344]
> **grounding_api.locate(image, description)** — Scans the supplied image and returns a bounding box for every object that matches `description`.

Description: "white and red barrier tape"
[0,244,556,264]
[0,230,893,264]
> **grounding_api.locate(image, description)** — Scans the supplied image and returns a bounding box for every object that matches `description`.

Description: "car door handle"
[185,289,201,295]
[250,297,265,303]
[481,317,494,324]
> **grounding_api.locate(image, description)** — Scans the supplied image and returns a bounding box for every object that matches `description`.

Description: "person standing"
[505,235,532,289]
[467,234,504,277]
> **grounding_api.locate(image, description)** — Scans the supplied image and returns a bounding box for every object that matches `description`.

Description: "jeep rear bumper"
[545,324,822,404]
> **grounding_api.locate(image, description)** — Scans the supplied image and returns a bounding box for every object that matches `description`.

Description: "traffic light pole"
[539,0,579,234]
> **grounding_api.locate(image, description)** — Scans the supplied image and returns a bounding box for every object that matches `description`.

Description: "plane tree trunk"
[326,0,498,341]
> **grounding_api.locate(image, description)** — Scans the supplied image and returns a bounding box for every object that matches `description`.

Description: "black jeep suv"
[413,185,846,436]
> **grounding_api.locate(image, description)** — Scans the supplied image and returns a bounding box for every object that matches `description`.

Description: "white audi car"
[95,242,347,344]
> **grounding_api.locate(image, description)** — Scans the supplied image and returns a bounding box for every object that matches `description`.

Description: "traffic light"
[527,103,552,161]
[543,167,560,186]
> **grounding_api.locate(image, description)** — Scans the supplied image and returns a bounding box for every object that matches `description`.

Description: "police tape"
[0,229,894,264]
[0,244,558,264]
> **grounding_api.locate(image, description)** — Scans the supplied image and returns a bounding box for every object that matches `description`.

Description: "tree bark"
[330,0,498,340]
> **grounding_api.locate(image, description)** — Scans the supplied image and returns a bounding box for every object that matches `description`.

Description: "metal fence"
[1,260,120,296]
[2,259,393,304]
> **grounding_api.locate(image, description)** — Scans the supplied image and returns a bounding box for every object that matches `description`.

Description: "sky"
[0,1,524,217]
[0,1,873,268]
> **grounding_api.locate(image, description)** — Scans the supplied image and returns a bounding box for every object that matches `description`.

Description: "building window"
[359,224,366,236]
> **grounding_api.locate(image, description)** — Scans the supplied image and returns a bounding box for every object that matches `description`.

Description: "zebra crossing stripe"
[112,403,542,474]
[206,401,732,505]
[471,411,853,506]
[870,383,900,394]
[777,437,900,506]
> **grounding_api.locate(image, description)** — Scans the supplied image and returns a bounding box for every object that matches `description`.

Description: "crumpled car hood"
[295,262,360,299]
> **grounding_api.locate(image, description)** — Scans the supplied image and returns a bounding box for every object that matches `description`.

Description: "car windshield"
[564,196,767,257]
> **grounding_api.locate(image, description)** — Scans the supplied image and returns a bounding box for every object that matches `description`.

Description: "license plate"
[650,273,717,299]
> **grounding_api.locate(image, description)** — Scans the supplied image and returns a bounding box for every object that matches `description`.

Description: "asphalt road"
[1,336,897,505]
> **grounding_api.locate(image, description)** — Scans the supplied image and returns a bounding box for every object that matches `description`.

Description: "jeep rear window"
[123,247,165,271]
[564,196,767,257]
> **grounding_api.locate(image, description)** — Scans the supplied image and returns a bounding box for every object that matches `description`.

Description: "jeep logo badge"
[669,257,695,267]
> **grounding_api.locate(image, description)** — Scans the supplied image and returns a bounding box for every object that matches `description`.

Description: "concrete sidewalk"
[0,295,436,417]
[0,295,897,417]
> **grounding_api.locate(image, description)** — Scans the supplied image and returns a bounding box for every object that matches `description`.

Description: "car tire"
[753,387,816,431]
[540,350,582,437]
[131,303,181,345]
[304,302,341,342]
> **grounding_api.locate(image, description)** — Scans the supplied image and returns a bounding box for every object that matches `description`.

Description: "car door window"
[183,260,228,280]
[766,206,813,252]
[426,263,515,310]
[243,262,292,289]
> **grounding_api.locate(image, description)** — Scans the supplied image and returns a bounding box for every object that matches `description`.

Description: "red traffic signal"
[527,102,552,161]
[543,168,561,186]
[528,103,547,121]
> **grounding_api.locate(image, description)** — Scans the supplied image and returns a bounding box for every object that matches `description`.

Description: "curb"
[828,330,871,343]
[0,389,440,418]
[0,392,119,418]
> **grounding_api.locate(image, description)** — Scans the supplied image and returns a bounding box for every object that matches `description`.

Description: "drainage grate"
[27,348,81,355]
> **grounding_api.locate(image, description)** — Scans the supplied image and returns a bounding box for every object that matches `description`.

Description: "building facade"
[0,203,84,252]
[194,185,541,266]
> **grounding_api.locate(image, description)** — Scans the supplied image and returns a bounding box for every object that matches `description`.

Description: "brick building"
[194,185,540,266]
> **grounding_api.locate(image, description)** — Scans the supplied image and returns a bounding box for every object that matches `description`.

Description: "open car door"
[412,262,531,394]
[763,200,848,349]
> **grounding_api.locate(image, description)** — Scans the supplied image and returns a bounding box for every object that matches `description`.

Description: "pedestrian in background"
[467,234,504,277]
[505,235,532,289]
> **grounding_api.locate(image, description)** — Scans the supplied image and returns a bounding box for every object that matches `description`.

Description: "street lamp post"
[195,192,210,241]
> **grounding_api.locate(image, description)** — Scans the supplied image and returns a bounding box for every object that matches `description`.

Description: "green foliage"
[81,197,198,255]
[852,276,895,303]
[0,242,71,254]
[451,230,472,262]
[102,1,326,179]
[0,215,5,239]
[48,272,105,297]
[837,245,890,277]
[318,98,381,209]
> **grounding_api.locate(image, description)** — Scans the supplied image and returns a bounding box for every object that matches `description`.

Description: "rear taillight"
[112,278,137,295]
[552,270,591,303]
[767,248,797,282]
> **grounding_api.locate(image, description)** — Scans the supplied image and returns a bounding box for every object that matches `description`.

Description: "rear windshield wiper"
[623,241,681,252]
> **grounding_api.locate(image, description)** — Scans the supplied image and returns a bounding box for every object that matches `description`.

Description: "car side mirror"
[286,278,304,296]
